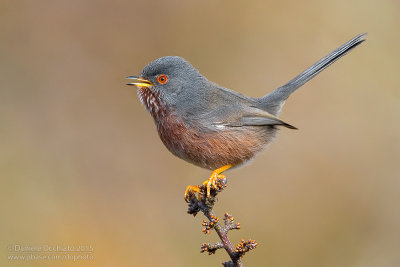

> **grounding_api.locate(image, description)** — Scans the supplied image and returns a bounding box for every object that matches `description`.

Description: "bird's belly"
[156,114,275,170]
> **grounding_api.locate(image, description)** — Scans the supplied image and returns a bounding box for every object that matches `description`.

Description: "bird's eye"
[157,74,168,84]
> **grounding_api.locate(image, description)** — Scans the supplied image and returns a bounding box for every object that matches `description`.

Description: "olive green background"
[1,0,399,266]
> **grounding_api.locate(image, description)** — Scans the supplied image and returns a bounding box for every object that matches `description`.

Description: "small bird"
[127,33,366,201]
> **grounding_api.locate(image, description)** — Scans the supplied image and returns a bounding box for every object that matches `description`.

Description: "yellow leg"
[184,164,233,202]
[203,164,232,197]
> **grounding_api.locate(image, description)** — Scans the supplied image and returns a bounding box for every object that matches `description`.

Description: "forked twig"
[186,178,257,266]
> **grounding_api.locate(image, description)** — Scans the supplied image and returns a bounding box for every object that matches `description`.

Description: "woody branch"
[186,178,257,267]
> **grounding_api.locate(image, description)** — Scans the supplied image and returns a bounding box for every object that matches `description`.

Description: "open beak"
[126,76,154,88]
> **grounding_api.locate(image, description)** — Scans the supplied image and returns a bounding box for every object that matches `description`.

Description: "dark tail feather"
[262,33,367,115]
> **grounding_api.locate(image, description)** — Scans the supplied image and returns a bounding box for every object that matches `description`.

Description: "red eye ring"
[157,74,168,84]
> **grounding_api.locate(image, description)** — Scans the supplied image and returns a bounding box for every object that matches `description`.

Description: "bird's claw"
[184,174,226,203]
[204,173,226,197]
[185,164,232,202]
[184,185,201,203]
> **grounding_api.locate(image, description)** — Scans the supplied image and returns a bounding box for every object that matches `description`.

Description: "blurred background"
[1,0,399,266]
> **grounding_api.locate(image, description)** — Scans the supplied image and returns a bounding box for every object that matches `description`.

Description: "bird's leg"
[184,165,232,202]
[203,164,232,197]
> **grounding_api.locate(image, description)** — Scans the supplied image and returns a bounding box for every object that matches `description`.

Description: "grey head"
[137,56,209,107]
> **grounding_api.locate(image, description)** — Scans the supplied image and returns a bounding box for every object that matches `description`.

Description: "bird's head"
[127,56,208,112]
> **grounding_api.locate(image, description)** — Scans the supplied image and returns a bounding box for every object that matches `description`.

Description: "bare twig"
[186,178,257,266]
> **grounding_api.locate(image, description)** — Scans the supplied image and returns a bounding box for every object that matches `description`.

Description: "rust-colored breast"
[156,113,270,170]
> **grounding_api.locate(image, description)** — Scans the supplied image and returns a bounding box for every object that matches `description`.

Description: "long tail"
[262,33,367,115]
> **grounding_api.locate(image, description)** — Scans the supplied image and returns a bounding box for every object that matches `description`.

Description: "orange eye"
[157,74,168,84]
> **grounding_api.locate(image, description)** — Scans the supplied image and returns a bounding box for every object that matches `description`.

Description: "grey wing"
[223,106,297,129]
[200,101,297,130]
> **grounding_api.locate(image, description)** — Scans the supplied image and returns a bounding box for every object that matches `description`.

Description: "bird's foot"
[203,172,226,198]
[184,165,232,203]
[203,165,232,197]
[185,185,201,203]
